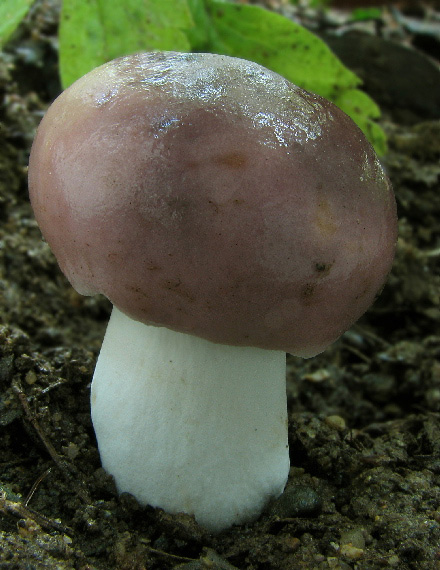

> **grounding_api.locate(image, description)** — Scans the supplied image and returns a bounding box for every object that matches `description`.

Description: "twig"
[12,379,91,504]
[353,325,391,348]
[0,491,71,533]
[342,344,372,364]
[421,247,440,258]
[24,468,52,507]
[138,538,196,562]
[40,379,67,395]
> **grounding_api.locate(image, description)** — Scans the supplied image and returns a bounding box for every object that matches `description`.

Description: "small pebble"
[340,543,364,560]
[302,369,331,383]
[25,370,37,385]
[340,528,366,549]
[325,415,346,431]
[270,485,322,518]
[388,554,400,566]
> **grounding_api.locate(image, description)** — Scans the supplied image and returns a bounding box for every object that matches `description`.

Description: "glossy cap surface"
[29,52,397,356]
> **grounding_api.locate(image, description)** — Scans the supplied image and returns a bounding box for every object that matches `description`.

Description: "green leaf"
[333,88,388,155]
[201,1,360,100]
[59,0,193,88]
[58,0,387,154]
[0,0,34,46]
[187,0,386,154]
[351,8,383,22]
[186,0,213,50]
[290,0,331,7]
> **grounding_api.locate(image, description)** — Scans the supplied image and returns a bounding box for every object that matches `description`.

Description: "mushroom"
[28,52,397,532]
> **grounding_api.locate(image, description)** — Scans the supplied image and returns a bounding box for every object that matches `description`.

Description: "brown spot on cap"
[315,199,339,237]
[214,152,247,169]
[301,283,316,304]
[314,261,334,277]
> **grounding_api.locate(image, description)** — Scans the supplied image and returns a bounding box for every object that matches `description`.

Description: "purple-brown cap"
[29,52,397,356]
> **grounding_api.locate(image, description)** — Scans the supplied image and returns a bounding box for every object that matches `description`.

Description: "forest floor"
[1,1,440,568]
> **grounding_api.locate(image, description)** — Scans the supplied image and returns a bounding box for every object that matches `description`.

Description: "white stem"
[91,307,289,532]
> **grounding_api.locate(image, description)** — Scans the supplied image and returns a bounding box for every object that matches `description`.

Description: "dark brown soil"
[1,2,440,569]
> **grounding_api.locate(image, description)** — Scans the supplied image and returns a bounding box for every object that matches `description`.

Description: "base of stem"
[91,307,289,532]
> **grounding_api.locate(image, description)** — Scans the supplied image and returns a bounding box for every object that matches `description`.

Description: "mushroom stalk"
[91,307,290,533]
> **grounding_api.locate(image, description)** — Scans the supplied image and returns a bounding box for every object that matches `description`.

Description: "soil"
[1,2,440,569]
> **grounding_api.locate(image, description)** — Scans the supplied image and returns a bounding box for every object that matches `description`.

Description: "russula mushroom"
[28,51,397,532]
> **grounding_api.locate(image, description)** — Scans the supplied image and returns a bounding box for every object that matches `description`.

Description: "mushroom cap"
[28,52,397,356]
